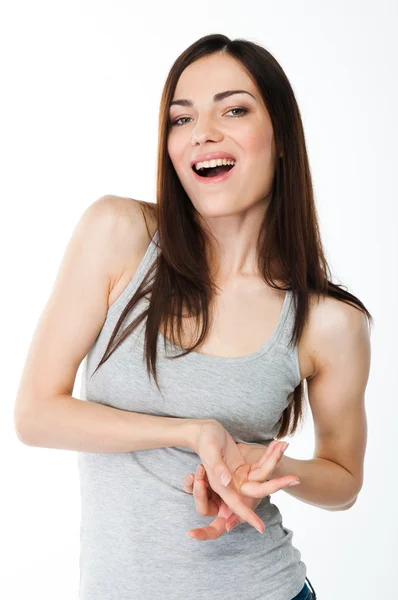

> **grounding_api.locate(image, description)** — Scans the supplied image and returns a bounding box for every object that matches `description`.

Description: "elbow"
[338,483,362,510]
[327,482,362,511]
[340,496,358,511]
[14,414,37,446]
[326,496,358,512]
[340,475,363,510]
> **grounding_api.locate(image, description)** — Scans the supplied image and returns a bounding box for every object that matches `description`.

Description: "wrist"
[182,418,213,452]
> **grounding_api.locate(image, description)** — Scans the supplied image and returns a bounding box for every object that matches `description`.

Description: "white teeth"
[194,158,236,171]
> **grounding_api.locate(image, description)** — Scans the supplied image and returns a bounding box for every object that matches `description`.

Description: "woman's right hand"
[189,419,267,534]
[184,437,297,540]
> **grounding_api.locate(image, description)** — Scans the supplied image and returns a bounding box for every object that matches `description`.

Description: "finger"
[213,481,265,533]
[251,440,285,471]
[201,440,264,532]
[225,516,242,532]
[183,473,194,493]
[201,439,243,488]
[250,440,278,469]
[184,463,210,490]
[240,475,300,498]
[249,442,289,482]
[194,464,263,533]
[188,515,228,541]
[193,464,213,516]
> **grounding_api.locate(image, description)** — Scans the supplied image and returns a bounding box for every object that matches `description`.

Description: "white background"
[1,1,397,598]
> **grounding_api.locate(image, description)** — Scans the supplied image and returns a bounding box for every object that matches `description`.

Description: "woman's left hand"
[183,440,299,540]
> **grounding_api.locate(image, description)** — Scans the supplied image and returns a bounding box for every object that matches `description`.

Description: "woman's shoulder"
[304,291,370,380]
[96,195,158,309]
[306,292,367,333]
[100,195,157,234]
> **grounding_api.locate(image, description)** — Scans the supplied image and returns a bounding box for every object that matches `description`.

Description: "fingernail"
[288,480,300,487]
[194,480,200,492]
[255,526,264,534]
[196,464,203,477]
[227,519,239,532]
[221,472,231,486]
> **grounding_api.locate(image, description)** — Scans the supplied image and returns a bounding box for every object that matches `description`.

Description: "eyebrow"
[169,89,256,108]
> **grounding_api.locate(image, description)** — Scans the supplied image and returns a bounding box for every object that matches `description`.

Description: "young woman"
[14,34,372,600]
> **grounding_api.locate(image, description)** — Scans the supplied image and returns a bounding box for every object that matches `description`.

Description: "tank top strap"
[278,288,297,347]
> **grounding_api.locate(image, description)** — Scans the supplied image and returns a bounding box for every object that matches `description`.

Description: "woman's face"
[167,52,277,220]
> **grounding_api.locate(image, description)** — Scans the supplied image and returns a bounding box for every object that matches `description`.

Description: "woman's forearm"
[15,393,200,453]
[272,454,361,510]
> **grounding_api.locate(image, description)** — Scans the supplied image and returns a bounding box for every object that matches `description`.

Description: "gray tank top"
[78,229,307,599]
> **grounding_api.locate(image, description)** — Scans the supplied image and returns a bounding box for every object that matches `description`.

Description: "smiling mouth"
[192,163,235,178]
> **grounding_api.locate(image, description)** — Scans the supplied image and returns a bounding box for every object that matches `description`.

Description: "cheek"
[167,137,175,162]
[167,137,185,170]
[243,126,273,156]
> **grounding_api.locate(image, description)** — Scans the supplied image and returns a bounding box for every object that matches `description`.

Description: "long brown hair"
[92,34,373,438]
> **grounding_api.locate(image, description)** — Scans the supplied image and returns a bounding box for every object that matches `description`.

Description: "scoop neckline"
[153,230,292,364]
[150,229,292,363]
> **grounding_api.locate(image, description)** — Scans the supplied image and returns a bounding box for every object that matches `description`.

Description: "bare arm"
[271,455,360,510]
[17,392,199,453]
[13,195,200,453]
[272,296,370,510]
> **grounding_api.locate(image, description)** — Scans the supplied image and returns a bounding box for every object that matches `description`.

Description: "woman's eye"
[227,107,248,118]
[171,116,191,127]
[170,107,248,127]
